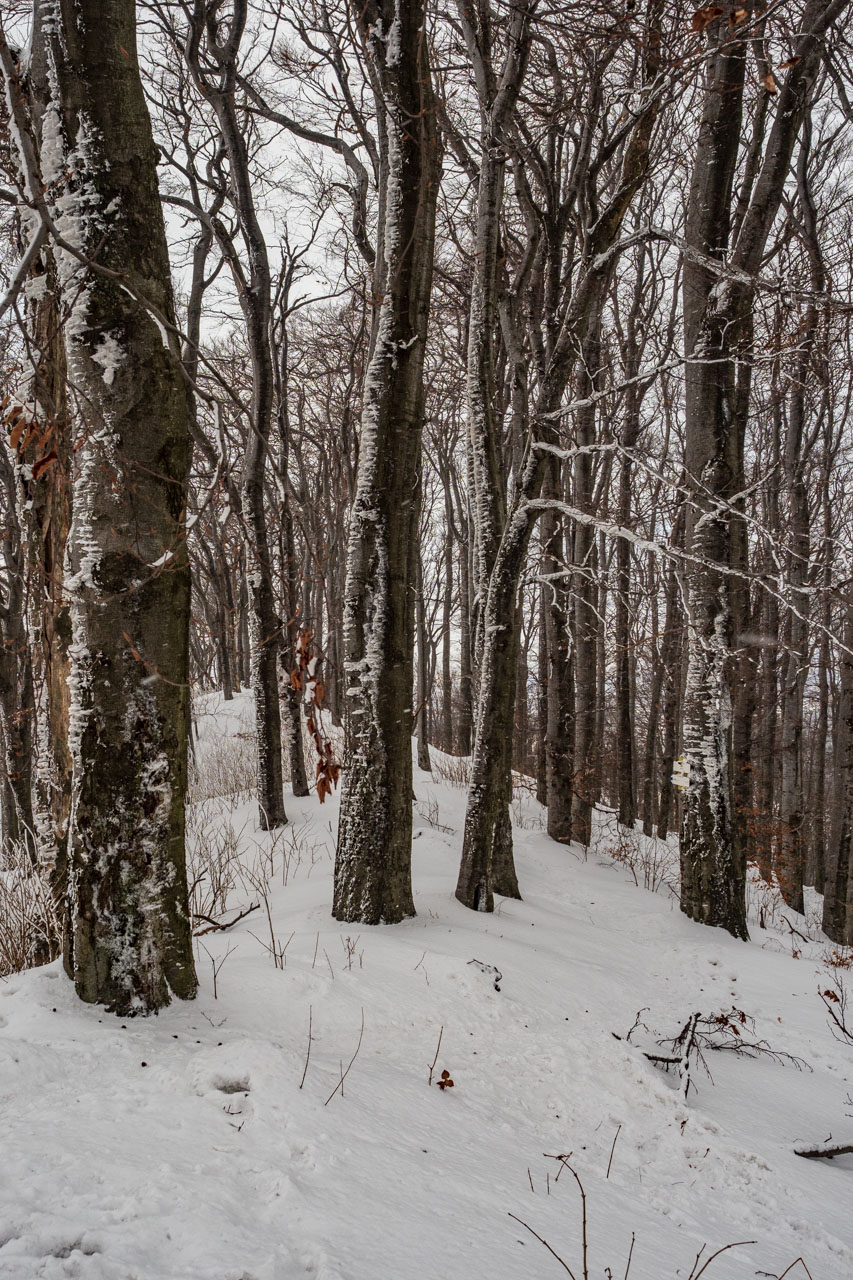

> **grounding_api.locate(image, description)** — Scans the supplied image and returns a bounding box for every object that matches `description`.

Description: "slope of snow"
[1,693,852,1280]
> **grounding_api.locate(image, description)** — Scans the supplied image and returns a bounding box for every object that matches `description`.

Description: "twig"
[606,1124,622,1179]
[194,901,260,936]
[679,1013,701,1101]
[776,1259,815,1280]
[541,1156,588,1278]
[324,948,335,980]
[198,942,237,999]
[508,1214,577,1280]
[781,915,811,945]
[544,1151,574,1182]
[299,1005,312,1090]
[312,931,319,969]
[324,1008,364,1105]
[428,1025,443,1086]
[623,1233,635,1280]
[528,1167,535,1193]
[687,1241,756,1280]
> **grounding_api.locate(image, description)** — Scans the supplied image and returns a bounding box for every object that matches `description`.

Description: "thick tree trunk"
[333,0,440,924]
[458,0,663,907]
[38,0,197,1012]
[456,552,522,910]
[680,0,839,939]
[679,14,749,941]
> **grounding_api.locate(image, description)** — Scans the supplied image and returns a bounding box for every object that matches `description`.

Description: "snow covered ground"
[2,693,852,1279]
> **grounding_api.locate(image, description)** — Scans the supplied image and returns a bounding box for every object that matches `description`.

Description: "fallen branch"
[795,1140,853,1160]
[193,901,260,935]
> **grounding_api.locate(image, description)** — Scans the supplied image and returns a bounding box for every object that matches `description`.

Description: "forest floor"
[2,692,853,1279]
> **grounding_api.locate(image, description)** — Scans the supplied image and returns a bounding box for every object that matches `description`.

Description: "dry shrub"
[186,801,247,927]
[431,753,471,789]
[0,840,60,977]
[600,821,678,896]
[189,729,256,804]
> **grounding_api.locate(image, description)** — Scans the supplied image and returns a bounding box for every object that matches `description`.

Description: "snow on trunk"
[333,0,440,925]
[35,0,197,1013]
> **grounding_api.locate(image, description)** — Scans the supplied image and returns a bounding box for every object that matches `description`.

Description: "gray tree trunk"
[333,0,440,924]
[679,0,842,938]
[37,0,197,1012]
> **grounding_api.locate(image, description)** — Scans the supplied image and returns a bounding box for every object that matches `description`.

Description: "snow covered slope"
[2,695,852,1279]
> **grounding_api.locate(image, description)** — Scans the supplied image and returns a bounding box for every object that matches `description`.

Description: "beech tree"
[679,0,846,941]
[1,0,199,1012]
[332,0,442,923]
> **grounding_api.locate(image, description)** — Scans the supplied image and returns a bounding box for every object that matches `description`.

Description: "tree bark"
[37,0,197,1012]
[333,0,441,924]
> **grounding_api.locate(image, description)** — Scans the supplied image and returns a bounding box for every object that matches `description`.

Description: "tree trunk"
[542,471,573,841]
[570,331,600,849]
[333,0,441,924]
[679,13,750,941]
[823,609,853,944]
[416,549,433,773]
[680,0,839,938]
[457,525,474,754]
[38,0,197,1012]
[441,493,454,752]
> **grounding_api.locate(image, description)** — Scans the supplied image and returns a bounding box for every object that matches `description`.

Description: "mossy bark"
[40,0,197,1012]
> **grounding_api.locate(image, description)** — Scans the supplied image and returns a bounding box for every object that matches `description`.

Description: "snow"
[2,693,853,1279]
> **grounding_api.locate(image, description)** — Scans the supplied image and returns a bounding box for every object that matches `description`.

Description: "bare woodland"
[1,0,853,1015]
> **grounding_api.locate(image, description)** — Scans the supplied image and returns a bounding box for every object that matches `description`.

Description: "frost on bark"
[36,0,197,1012]
[457,0,663,909]
[679,0,841,940]
[452,0,536,907]
[678,11,749,941]
[333,0,440,924]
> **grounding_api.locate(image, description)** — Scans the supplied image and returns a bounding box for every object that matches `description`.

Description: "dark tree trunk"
[38,0,197,1012]
[333,0,441,924]
[657,549,685,843]
[184,0,288,831]
[680,0,840,939]
[416,549,433,774]
[823,609,853,944]
[542,470,573,841]
[679,13,750,941]
[570,331,600,849]
[441,493,454,752]
[457,526,474,754]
